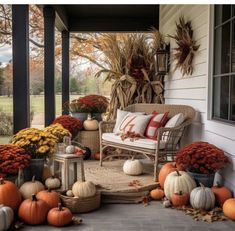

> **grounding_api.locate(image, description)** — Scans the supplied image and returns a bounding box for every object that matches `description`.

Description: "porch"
[0,3,235,231]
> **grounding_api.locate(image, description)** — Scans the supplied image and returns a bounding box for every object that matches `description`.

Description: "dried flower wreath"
[168,16,200,76]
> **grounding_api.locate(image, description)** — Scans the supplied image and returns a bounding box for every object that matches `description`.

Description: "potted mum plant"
[176,141,229,187]
[52,115,83,138]
[69,95,109,121]
[0,144,31,182]
[11,128,58,181]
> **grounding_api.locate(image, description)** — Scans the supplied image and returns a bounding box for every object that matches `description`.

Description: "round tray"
[60,192,101,213]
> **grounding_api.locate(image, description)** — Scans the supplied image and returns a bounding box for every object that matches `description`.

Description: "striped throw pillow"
[145,112,169,139]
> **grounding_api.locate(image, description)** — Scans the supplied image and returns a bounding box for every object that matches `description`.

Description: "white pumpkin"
[65,145,76,154]
[72,181,96,198]
[190,183,215,210]
[66,190,74,197]
[45,176,61,189]
[164,170,196,200]
[123,158,143,176]
[19,176,45,199]
[83,114,99,131]
[0,204,14,231]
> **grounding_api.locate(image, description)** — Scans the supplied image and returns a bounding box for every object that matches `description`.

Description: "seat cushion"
[102,133,166,150]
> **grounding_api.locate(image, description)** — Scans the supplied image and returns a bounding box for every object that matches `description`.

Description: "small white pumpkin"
[72,180,96,198]
[0,204,14,231]
[20,176,45,199]
[65,145,76,154]
[45,176,61,189]
[164,170,196,200]
[66,190,74,197]
[123,158,143,176]
[83,114,99,131]
[163,200,171,208]
[190,183,215,210]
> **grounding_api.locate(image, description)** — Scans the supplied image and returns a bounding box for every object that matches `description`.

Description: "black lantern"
[155,44,170,75]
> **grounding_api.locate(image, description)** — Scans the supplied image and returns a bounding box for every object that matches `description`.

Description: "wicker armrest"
[99,120,116,135]
[157,119,192,147]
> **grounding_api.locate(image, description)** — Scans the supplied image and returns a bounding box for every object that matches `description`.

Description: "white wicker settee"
[99,103,196,180]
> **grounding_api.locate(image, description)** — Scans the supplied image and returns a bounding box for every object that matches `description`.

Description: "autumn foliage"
[0,144,31,175]
[176,141,229,174]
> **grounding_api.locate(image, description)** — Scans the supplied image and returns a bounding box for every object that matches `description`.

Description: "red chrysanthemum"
[52,115,83,138]
[176,141,229,174]
[0,144,31,175]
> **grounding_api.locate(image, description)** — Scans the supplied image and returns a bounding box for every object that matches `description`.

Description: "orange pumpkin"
[47,203,73,227]
[158,162,178,188]
[150,188,164,200]
[223,198,235,221]
[37,189,60,209]
[211,182,232,206]
[0,178,21,211]
[93,152,106,160]
[18,194,49,225]
[171,191,189,207]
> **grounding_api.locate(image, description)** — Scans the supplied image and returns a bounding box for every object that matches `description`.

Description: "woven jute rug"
[83,160,159,194]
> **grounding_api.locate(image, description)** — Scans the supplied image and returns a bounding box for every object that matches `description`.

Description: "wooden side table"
[75,130,100,154]
[53,154,85,190]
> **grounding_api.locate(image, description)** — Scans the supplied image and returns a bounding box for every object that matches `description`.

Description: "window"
[213,5,235,122]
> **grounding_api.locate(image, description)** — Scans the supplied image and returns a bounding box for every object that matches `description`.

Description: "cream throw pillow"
[115,114,152,136]
[163,113,185,143]
[113,109,144,133]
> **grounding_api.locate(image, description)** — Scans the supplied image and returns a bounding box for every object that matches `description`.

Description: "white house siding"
[160,4,235,193]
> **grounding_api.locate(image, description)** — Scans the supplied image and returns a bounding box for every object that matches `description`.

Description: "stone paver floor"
[24,201,235,231]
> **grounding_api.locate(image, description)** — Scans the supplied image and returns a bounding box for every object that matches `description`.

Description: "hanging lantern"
[155,44,170,75]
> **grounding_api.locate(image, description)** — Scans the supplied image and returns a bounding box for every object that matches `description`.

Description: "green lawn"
[0,95,82,114]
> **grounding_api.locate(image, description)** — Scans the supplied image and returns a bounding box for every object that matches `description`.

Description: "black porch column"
[43,7,55,126]
[12,5,30,133]
[62,30,70,115]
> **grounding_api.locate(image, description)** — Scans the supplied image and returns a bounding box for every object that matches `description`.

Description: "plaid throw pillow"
[145,112,169,139]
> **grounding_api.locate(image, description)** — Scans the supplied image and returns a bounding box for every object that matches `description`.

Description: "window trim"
[208,5,235,125]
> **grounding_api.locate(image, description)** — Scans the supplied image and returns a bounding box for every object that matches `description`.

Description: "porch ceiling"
[51,5,159,32]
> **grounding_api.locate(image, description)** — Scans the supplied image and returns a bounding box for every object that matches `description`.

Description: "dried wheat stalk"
[168,16,200,76]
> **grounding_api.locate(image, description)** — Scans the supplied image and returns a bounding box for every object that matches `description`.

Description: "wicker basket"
[60,192,101,213]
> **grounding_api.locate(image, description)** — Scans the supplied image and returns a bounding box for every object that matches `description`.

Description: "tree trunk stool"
[53,154,85,190]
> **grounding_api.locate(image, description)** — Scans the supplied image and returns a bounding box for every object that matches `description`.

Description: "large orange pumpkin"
[211,183,232,206]
[171,191,189,207]
[47,203,73,227]
[158,162,179,188]
[18,194,49,225]
[0,178,21,210]
[37,189,60,209]
[223,198,235,221]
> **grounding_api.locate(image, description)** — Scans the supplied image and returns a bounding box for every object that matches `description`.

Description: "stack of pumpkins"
[0,174,88,229]
[150,162,235,221]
